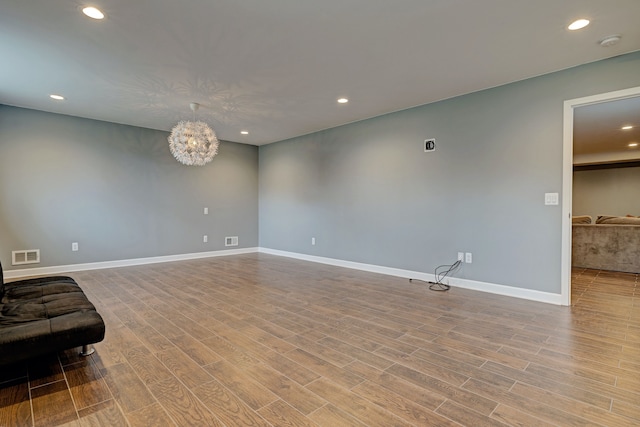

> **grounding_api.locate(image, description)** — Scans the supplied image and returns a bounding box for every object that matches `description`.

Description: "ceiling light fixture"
[49,94,65,100]
[599,35,621,47]
[168,103,219,166]
[568,19,590,30]
[337,98,349,104]
[240,130,249,135]
[629,142,639,148]
[82,6,105,20]
[621,125,633,130]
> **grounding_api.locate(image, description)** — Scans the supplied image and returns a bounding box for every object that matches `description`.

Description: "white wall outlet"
[72,242,79,252]
[204,207,209,215]
[312,237,316,245]
[465,252,472,263]
[203,235,208,243]
[457,252,464,262]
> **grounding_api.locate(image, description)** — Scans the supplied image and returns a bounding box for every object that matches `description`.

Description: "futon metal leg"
[80,344,95,356]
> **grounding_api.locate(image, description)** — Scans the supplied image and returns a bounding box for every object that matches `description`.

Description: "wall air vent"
[12,249,40,265]
[225,236,239,247]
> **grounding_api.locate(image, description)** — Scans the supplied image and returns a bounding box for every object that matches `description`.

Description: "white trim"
[4,245,562,304]
[452,276,562,305]
[260,247,433,279]
[3,247,259,279]
[260,248,562,305]
[561,86,640,306]
[561,100,574,306]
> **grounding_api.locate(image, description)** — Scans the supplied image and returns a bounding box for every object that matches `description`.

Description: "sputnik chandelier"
[168,103,219,166]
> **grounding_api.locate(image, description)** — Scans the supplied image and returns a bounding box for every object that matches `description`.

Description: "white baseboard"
[259,248,563,305]
[4,246,562,305]
[3,247,259,280]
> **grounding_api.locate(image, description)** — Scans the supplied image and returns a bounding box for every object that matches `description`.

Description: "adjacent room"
[572,96,640,274]
[1,1,640,426]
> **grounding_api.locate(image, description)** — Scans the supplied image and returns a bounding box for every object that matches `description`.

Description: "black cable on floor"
[409,259,462,291]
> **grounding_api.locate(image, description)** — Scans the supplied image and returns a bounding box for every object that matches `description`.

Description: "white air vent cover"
[12,249,40,265]
[225,236,239,247]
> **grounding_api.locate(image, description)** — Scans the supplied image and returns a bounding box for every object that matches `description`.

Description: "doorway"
[561,86,640,305]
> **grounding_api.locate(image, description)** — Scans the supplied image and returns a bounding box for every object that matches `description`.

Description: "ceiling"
[1,1,639,146]
[574,96,640,158]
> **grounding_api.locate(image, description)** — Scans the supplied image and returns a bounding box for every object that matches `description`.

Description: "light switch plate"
[544,193,559,205]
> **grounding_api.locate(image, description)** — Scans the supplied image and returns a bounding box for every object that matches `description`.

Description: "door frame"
[561,85,640,306]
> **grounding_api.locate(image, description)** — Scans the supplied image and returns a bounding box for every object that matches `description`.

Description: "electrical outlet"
[465,252,472,263]
[457,252,464,262]
[72,242,79,252]
[312,237,316,245]
[204,207,209,215]
[203,235,208,243]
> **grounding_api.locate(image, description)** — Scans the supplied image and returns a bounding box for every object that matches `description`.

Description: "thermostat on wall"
[424,138,436,152]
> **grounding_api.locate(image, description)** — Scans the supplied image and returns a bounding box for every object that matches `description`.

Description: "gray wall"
[573,166,640,220]
[0,106,258,270]
[259,52,640,294]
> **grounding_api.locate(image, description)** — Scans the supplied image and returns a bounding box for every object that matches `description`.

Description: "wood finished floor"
[1,254,639,426]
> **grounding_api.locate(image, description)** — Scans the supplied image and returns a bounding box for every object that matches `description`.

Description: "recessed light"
[621,125,633,130]
[240,130,249,135]
[49,94,65,100]
[82,6,105,20]
[568,19,590,31]
[337,98,349,104]
[629,142,639,148]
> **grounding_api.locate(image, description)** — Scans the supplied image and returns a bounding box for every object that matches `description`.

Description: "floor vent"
[225,236,239,247]
[12,249,40,265]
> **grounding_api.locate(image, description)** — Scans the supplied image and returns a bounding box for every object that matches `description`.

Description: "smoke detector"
[599,35,621,47]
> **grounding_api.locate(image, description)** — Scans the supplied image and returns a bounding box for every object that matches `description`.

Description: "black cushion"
[0,263,105,365]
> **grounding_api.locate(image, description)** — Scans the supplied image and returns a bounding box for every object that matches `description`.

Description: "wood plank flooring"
[1,254,639,426]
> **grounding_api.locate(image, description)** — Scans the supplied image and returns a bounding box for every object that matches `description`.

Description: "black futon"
[0,261,105,365]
